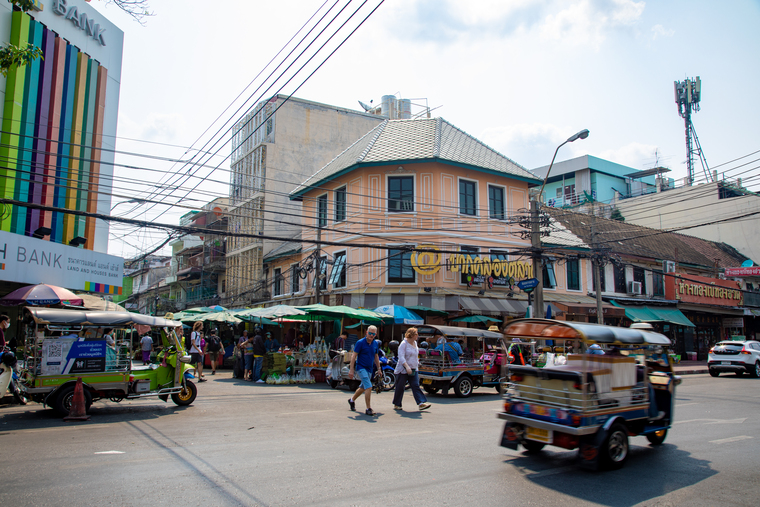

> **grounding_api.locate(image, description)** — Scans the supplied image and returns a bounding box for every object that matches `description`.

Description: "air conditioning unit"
[662,260,675,273]
[628,281,642,295]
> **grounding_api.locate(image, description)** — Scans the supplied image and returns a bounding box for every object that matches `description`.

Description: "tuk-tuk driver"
[434,339,464,363]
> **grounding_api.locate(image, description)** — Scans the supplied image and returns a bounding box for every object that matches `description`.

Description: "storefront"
[553,302,626,324]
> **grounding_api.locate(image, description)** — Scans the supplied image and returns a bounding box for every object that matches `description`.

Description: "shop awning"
[745,309,760,317]
[611,301,695,327]
[459,296,528,316]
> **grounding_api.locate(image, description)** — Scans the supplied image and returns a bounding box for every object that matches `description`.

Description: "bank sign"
[0,231,123,294]
[32,0,108,46]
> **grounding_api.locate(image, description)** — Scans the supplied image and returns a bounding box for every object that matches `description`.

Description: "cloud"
[596,141,661,169]
[650,24,675,40]
[478,122,578,168]
[539,0,645,50]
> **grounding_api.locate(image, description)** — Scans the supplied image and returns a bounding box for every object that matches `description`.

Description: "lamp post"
[531,129,590,319]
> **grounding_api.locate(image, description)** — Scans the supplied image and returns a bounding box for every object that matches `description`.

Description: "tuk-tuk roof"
[503,319,671,346]
[417,324,503,340]
[24,307,182,328]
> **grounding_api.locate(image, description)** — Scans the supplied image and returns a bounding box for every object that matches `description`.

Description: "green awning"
[611,301,695,327]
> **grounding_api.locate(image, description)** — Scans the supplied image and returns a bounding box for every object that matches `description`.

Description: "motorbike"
[0,350,28,405]
[328,350,397,391]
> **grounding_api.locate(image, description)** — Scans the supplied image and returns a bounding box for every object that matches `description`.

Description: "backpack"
[208,336,221,352]
[185,332,195,351]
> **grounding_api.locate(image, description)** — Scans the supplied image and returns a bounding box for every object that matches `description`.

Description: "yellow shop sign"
[411,245,533,279]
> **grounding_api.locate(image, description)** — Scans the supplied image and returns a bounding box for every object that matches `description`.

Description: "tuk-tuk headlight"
[179,355,192,363]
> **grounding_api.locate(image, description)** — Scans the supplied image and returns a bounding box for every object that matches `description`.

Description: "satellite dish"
[742,259,754,267]
[358,101,372,112]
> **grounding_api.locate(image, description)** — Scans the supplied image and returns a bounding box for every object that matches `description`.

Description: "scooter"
[0,350,28,405]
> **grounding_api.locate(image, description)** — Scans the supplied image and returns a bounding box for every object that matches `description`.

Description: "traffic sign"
[517,278,539,292]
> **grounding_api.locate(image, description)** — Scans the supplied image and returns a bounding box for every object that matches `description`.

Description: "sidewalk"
[672,360,708,375]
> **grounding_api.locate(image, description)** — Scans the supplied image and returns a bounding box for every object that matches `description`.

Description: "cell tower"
[674,76,710,185]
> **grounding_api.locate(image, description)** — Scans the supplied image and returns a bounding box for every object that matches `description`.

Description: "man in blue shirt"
[264,332,280,352]
[348,325,382,416]
[435,340,464,363]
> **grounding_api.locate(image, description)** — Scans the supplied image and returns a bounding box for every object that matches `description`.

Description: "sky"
[87,0,760,259]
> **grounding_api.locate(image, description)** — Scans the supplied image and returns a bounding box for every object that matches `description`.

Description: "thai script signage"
[724,266,760,277]
[410,245,533,284]
[0,231,123,292]
[666,273,742,306]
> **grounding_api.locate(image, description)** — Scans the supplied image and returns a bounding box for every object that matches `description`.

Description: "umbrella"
[373,304,424,325]
[297,304,391,322]
[188,311,242,324]
[0,283,83,306]
[405,305,448,317]
[74,294,126,311]
[449,315,501,324]
[234,305,306,319]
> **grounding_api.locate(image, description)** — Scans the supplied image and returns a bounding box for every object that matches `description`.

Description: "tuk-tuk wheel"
[600,423,629,470]
[171,380,197,406]
[55,385,92,416]
[646,429,667,446]
[522,439,545,453]
[453,376,473,398]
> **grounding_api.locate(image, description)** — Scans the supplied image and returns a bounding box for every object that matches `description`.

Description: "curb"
[674,369,708,375]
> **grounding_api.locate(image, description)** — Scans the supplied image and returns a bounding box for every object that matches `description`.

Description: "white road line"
[675,402,699,407]
[94,451,124,454]
[710,435,753,445]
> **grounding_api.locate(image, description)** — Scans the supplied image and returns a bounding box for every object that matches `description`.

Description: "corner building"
[0,1,123,252]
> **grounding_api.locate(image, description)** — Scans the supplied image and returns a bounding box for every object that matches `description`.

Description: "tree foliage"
[610,208,625,222]
[2,1,153,75]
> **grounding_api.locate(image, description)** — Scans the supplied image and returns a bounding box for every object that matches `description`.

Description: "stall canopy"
[296,304,392,322]
[450,314,501,324]
[404,305,448,317]
[373,304,424,325]
[611,301,695,327]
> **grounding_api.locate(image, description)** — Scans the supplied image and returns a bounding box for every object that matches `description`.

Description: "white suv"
[708,340,760,378]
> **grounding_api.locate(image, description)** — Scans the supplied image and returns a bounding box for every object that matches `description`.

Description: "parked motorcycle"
[0,350,28,405]
[328,350,396,391]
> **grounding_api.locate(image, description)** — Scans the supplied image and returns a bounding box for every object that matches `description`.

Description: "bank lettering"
[52,0,106,46]
[17,247,63,268]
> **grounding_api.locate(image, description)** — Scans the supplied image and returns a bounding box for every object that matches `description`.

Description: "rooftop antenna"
[674,76,711,185]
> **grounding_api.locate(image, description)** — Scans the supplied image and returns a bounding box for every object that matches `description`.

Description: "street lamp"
[531,129,590,319]
[110,198,147,213]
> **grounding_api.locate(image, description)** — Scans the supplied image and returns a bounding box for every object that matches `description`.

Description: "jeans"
[393,371,427,407]
[253,356,264,381]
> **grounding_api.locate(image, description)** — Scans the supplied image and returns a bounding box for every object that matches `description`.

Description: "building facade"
[225,95,383,306]
[0,1,123,252]
[275,117,541,317]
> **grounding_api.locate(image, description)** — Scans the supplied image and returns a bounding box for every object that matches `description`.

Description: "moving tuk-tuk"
[498,319,680,470]
[18,307,198,416]
[417,325,510,398]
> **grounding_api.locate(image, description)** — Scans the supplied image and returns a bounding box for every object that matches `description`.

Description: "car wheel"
[709,369,719,377]
[522,439,545,453]
[453,376,473,398]
[54,385,92,416]
[171,380,197,406]
[646,429,667,446]
[600,423,629,470]
[750,361,760,379]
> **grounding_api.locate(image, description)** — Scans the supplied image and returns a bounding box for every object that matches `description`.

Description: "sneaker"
[256,379,265,383]
[348,398,356,411]
[418,402,431,411]
[365,408,376,416]
[393,405,403,410]
[211,371,215,375]
[198,378,207,382]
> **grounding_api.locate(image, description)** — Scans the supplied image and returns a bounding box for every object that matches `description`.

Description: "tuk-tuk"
[498,319,680,470]
[417,325,509,398]
[18,307,198,415]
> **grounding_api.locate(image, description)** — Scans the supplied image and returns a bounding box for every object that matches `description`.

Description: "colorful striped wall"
[0,10,108,251]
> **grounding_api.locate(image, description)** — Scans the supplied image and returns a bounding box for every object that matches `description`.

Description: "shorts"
[357,368,373,390]
[244,355,254,370]
[208,350,224,362]
[190,353,202,366]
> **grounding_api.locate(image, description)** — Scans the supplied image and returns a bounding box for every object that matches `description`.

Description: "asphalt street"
[1,372,758,507]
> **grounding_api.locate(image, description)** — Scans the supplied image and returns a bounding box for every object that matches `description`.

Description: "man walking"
[206,328,224,375]
[348,325,382,416]
[140,332,153,365]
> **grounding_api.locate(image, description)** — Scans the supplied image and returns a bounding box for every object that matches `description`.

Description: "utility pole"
[591,206,604,324]
[530,199,543,319]
[314,225,322,305]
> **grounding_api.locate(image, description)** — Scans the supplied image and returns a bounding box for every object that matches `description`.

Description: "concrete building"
[225,95,384,306]
[532,155,669,210]
[0,1,123,252]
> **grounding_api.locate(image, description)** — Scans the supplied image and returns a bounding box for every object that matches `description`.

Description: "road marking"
[675,418,746,425]
[279,410,334,415]
[94,450,124,454]
[675,402,699,407]
[710,435,753,445]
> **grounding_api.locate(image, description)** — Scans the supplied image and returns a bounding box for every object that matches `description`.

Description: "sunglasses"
[368,332,376,336]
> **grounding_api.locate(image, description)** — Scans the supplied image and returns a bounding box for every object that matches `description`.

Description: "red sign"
[725,266,760,277]
[665,274,742,306]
